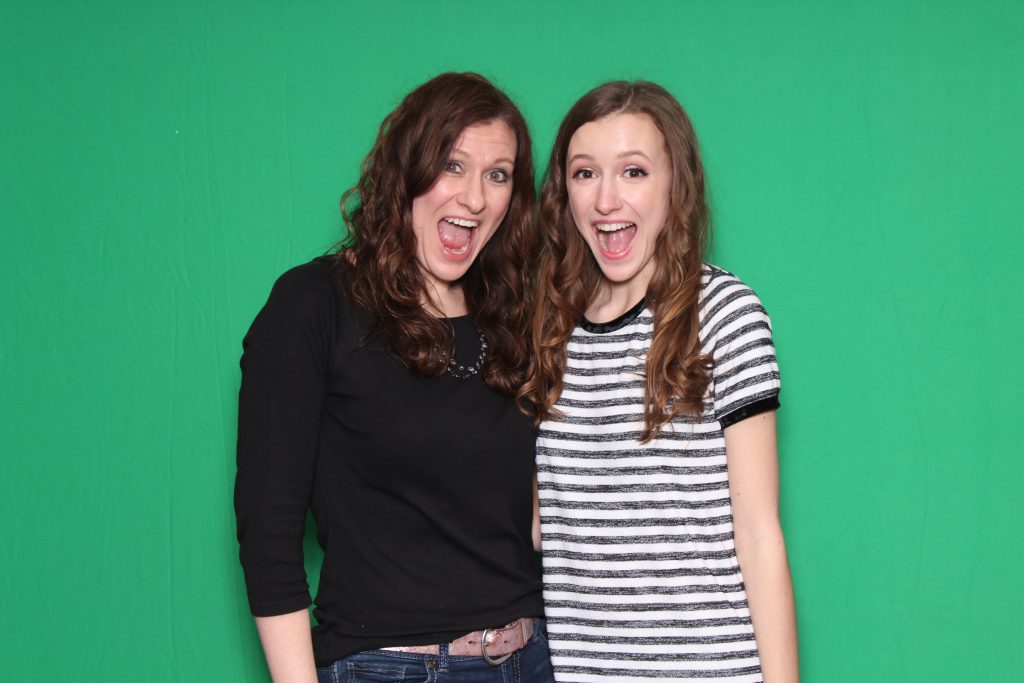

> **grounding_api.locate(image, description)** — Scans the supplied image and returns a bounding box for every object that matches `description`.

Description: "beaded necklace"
[447,330,487,379]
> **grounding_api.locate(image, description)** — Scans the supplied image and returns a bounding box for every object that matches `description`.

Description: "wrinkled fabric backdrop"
[2,1,1021,681]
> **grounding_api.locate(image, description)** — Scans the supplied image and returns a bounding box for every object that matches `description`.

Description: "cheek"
[409,202,426,247]
[415,177,454,213]
[491,186,514,219]
[411,188,440,230]
[633,185,670,231]
[652,179,673,222]
[572,213,588,240]
[410,195,425,225]
[567,188,588,231]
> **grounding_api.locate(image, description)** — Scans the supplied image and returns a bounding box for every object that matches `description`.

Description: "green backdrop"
[3,1,1022,681]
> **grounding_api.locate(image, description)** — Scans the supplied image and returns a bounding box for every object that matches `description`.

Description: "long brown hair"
[338,72,535,396]
[521,81,711,439]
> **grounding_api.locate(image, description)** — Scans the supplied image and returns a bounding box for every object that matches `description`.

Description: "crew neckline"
[580,298,647,334]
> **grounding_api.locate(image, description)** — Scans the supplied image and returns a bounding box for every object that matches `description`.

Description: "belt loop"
[438,641,449,672]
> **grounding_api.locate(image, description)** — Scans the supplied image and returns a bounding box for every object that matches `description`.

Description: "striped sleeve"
[702,268,781,428]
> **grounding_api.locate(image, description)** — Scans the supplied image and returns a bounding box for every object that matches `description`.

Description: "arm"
[235,265,333,681]
[532,470,542,551]
[255,610,319,683]
[725,411,799,683]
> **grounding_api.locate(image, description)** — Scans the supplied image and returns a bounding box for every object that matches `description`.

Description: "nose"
[458,174,486,214]
[595,177,621,214]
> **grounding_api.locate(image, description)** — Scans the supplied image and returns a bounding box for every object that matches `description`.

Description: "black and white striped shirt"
[537,265,781,682]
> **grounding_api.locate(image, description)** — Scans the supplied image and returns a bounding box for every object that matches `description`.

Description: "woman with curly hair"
[522,81,798,683]
[235,73,553,683]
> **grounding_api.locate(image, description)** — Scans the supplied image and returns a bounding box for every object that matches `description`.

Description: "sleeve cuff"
[718,395,780,429]
[248,594,313,618]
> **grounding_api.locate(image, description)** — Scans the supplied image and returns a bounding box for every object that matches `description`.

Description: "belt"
[381,618,534,665]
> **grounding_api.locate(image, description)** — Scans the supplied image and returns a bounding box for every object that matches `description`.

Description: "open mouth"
[595,222,637,257]
[438,217,479,258]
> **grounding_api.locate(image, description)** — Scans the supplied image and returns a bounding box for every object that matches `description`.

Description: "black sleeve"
[234,263,334,616]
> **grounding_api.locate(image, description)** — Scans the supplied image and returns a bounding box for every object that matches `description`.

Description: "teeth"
[595,222,634,232]
[445,217,479,228]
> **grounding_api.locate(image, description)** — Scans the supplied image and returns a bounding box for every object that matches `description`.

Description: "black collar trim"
[580,298,648,334]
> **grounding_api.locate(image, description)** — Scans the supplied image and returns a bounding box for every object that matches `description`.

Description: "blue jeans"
[316,619,554,683]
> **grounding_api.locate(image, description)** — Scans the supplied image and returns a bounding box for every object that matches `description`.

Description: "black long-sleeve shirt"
[234,257,543,665]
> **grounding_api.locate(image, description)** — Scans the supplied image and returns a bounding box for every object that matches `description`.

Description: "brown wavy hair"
[336,72,535,396]
[521,81,712,440]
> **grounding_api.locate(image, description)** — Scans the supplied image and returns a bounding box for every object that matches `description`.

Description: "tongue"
[602,225,636,254]
[439,221,472,250]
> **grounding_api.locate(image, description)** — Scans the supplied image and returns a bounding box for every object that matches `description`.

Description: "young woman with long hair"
[235,72,554,683]
[522,81,798,683]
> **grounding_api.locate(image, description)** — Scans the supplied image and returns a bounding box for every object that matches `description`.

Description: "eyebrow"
[452,148,515,167]
[618,149,653,161]
[568,150,654,164]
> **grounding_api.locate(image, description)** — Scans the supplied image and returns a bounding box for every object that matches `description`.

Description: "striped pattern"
[537,266,780,682]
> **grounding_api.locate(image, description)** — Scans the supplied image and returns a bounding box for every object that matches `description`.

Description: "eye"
[444,160,464,174]
[624,166,648,178]
[571,168,596,180]
[486,168,511,183]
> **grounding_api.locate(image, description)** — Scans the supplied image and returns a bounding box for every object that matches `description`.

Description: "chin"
[430,260,473,284]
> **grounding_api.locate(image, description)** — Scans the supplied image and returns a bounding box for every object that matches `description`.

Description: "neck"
[423,282,467,318]
[585,279,648,324]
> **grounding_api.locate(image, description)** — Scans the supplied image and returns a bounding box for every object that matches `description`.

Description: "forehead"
[454,119,517,158]
[568,112,665,157]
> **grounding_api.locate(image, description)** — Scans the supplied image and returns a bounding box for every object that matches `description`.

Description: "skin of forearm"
[724,412,798,682]
[254,609,319,683]
[734,529,799,683]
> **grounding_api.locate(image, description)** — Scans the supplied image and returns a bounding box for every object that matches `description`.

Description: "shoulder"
[700,264,762,305]
[699,264,774,344]
[250,256,350,334]
[269,256,340,299]
[264,256,346,311]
